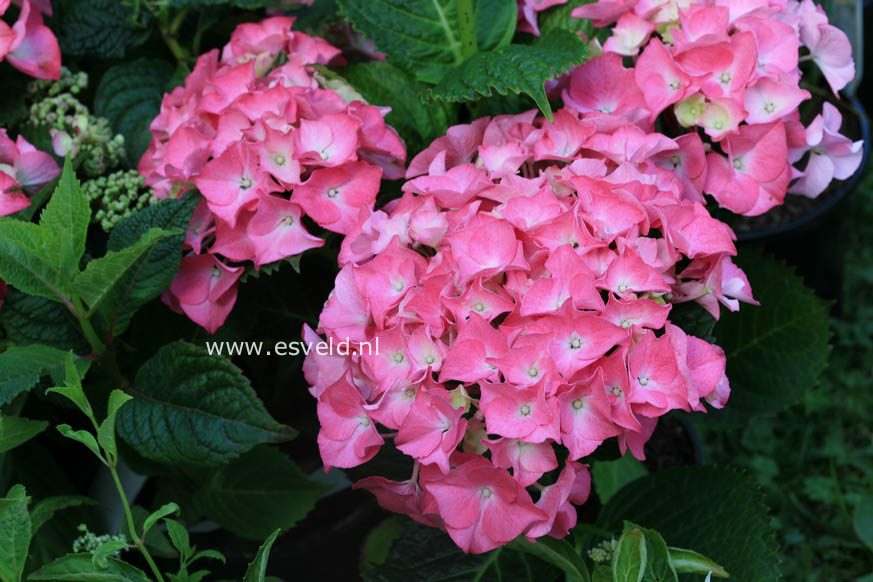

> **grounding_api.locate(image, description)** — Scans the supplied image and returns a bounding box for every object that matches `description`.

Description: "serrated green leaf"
[96,390,133,462]
[667,302,716,345]
[99,194,200,338]
[90,541,129,570]
[538,0,596,37]
[853,496,873,554]
[713,250,832,415]
[613,527,646,582]
[53,0,149,58]
[55,425,102,461]
[361,517,404,574]
[45,353,93,420]
[142,503,179,539]
[364,518,563,582]
[38,159,90,280]
[427,29,588,121]
[74,227,169,318]
[510,537,590,582]
[598,466,778,582]
[0,416,48,455]
[28,553,150,582]
[0,219,72,307]
[164,518,191,560]
[340,61,452,155]
[666,547,728,578]
[117,341,297,467]
[94,59,175,165]
[243,528,281,582]
[194,446,326,540]
[592,566,612,582]
[0,289,88,354]
[0,345,78,406]
[592,454,648,505]
[30,496,98,537]
[337,0,517,83]
[0,484,31,582]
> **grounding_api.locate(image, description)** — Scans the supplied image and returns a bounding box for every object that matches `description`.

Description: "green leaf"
[0,416,48,455]
[55,425,102,461]
[538,0,596,37]
[853,496,873,553]
[94,59,176,165]
[509,537,590,582]
[96,390,133,462]
[28,554,150,582]
[0,345,77,406]
[190,549,225,566]
[164,518,191,561]
[337,0,517,83]
[142,503,180,538]
[361,517,404,574]
[427,29,588,121]
[0,219,71,307]
[193,446,327,540]
[53,0,149,59]
[0,484,31,582]
[242,529,281,582]
[90,541,129,570]
[74,227,169,318]
[666,302,716,344]
[598,466,778,582]
[38,159,90,280]
[634,525,677,582]
[612,526,646,582]
[592,454,648,505]
[45,353,93,420]
[713,251,832,415]
[592,566,612,582]
[117,341,296,467]
[30,496,98,537]
[666,547,728,578]
[130,506,177,560]
[101,194,199,337]
[364,518,563,582]
[340,61,452,155]
[0,289,88,353]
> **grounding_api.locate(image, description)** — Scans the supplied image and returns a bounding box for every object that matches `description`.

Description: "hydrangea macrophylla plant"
[0,128,61,216]
[567,0,864,214]
[138,16,406,333]
[0,0,60,80]
[304,108,755,553]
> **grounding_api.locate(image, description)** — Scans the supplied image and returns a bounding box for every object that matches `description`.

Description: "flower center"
[239,176,253,190]
[519,404,532,416]
[472,301,485,312]
[638,375,650,387]
[572,398,584,410]
[669,79,680,91]
[359,416,370,427]
[733,158,745,171]
[526,365,539,378]
[611,386,624,398]
[327,187,340,198]
[392,279,405,292]
[481,486,493,499]
[764,102,776,114]
[210,266,222,279]
[569,337,583,350]
[272,153,286,166]
[281,215,295,226]
[425,354,435,365]
[670,154,681,169]
[393,351,405,364]
[719,72,732,85]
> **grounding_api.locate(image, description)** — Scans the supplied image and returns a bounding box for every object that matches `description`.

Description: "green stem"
[109,466,165,582]
[73,297,106,357]
[456,0,477,60]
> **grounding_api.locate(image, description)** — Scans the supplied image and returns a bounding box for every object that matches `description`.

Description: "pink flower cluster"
[138,17,406,333]
[0,128,60,216]
[0,0,60,80]
[305,108,757,553]
[568,0,863,213]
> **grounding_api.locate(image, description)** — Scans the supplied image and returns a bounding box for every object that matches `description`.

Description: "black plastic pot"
[733,96,871,302]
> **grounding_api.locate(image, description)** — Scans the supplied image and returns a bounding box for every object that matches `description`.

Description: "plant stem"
[73,297,106,357]
[109,466,165,582]
[456,0,478,60]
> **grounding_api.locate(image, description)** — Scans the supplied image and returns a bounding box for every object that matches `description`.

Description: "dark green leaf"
[0,416,49,455]
[30,496,98,537]
[340,61,452,155]
[94,59,175,165]
[634,525,676,582]
[667,547,728,578]
[194,446,326,540]
[0,220,72,306]
[360,517,404,574]
[55,425,102,461]
[242,529,281,582]
[427,29,588,121]
[142,503,180,538]
[538,0,596,37]
[0,345,77,406]
[0,289,88,354]
[39,158,90,280]
[90,541,129,570]
[338,0,517,84]
[96,390,133,462]
[364,518,563,582]
[714,251,832,415]
[117,341,297,467]
[0,484,31,582]
[853,496,873,554]
[53,0,149,58]
[599,467,776,581]
[99,194,199,338]
[164,518,191,560]
[667,302,716,345]
[28,553,150,582]
[592,454,648,505]
[510,537,590,582]
[130,506,177,560]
